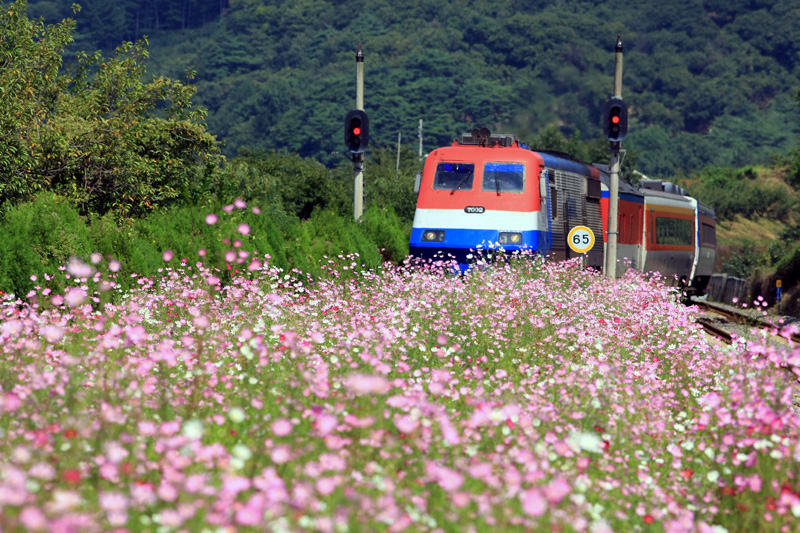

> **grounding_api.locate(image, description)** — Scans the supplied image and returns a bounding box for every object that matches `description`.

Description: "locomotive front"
[409,133,546,271]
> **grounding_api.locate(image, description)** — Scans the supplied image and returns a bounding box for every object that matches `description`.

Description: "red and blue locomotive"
[409,130,716,295]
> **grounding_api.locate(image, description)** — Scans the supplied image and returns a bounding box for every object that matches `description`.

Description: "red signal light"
[611,116,620,124]
[353,127,361,135]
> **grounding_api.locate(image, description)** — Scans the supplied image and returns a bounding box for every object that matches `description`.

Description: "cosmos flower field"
[1,211,800,532]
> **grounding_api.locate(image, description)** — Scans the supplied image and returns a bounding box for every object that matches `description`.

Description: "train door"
[538,169,552,252]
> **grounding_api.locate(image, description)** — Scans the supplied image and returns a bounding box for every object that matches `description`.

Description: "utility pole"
[604,35,627,279]
[418,119,423,159]
[354,44,365,222]
[396,132,401,177]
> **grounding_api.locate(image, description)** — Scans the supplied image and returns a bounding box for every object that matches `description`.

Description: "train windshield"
[482,163,524,194]
[433,163,475,192]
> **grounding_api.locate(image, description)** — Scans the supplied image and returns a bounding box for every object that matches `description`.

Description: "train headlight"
[498,232,523,245]
[422,230,445,242]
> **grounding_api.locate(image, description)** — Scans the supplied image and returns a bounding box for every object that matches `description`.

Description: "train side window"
[655,217,693,245]
[702,223,716,247]
[550,188,558,218]
[586,179,601,199]
[432,163,475,191]
[482,162,524,193]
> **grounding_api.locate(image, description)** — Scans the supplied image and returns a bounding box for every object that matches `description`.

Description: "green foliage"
[364,144,421,224]
[292,209,382,278]
[0,192,93,297]
[680,166,797,222]
[219,150,350,220]
[0,193,409,299]
[360,205,410,264]
[0,1,222,219]
[0,0,74,202]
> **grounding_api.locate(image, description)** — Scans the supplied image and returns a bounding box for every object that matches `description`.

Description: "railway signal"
[344,109,369,154]
[603,97,628,142]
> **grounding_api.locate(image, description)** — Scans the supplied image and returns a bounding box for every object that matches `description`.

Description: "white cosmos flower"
[182,420,204,440]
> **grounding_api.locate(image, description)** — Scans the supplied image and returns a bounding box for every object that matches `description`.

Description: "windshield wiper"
[495,175,501,196]
[450,172,473,195]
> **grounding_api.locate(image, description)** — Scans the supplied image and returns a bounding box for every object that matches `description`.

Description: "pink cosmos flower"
[41,325,64,343]
[272,418,293,437]
[236,506,261,526]
[162,250,174,262]
[316,476,339,496]
[99,491,129,513]
[237,223,251,235]
[205,213,218,225]
[543,477,572,504]
[64,288,87,308]
[108,259,121,273]
[315,414,338,436]
[346,374,390,395]
[271,445,291,464]
[521,487,548,516]
[66,257,93,278]
[19,507,46,530]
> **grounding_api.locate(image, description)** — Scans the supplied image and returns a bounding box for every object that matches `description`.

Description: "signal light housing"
[344,109,369,153]
[602,97,628,142]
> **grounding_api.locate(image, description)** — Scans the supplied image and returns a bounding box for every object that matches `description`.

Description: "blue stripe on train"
[601,190,645,203]
[409,227,550,270]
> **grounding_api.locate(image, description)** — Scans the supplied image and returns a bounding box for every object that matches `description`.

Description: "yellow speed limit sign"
[568,226,595,254]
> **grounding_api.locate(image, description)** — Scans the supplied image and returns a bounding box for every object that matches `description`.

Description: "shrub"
[360,205,411,263]
[0,193,93,297]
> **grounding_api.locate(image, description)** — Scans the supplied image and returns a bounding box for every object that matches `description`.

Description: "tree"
[0,0,222,218]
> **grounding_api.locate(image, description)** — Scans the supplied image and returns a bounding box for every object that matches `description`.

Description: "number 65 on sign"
[567,226,595,254]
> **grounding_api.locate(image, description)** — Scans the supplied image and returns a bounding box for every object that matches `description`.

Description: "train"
[409,130,716,296]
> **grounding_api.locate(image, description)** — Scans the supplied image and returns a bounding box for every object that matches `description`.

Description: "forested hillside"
[28,0,800,177]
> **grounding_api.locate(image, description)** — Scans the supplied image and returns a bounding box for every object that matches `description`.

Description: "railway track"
[693,299,799,380]
[693,300,800,345]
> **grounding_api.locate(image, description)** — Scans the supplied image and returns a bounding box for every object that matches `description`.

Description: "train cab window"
[701,223,716,247]
[433,163,475,191]
[655,217,693,245]
[482,163,524,193]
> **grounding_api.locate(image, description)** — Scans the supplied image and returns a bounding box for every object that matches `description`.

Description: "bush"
[360,205,411,264]
[289,209,382,278]
[682,166,797,222]
[0,192,93,297]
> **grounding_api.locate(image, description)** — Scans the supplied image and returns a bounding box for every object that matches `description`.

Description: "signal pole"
[605,35,624,279]
[354,44,365,222]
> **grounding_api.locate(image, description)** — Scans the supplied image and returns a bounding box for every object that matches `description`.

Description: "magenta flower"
[237,223,251,235]
[162,249,174,262]
[205,213,219,225]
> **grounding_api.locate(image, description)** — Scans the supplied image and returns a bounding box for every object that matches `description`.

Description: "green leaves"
[0,2,222,219]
